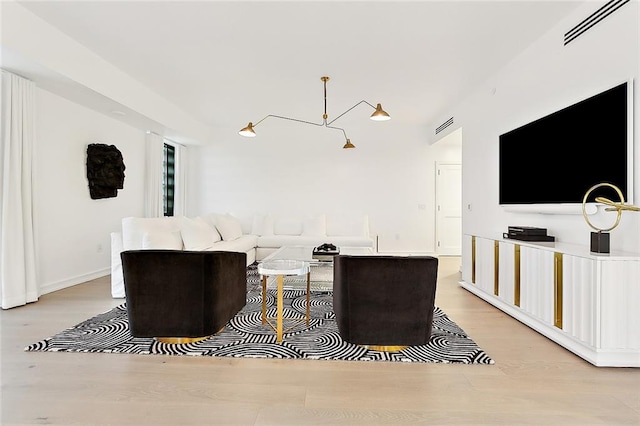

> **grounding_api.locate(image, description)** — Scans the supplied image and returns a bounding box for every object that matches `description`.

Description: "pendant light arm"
[327,100,376,125]
[325,123,349,141]
[253,114,324,128]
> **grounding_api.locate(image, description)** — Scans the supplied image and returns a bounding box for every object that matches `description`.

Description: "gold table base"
[261,272,310,343]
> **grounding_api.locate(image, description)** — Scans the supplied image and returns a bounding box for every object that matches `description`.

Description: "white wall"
[443,1,639,254]
[35,88,145,294]
[187,117,461,254]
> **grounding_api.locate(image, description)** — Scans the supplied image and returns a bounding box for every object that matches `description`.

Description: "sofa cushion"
[251,214,274,236]
[274,217,303,236]
[180,216,221,250]
[205,234,258,252]
[142,230,183,250]
[215,214,244,241]
[202,212,225,228]
[302,214,326,236]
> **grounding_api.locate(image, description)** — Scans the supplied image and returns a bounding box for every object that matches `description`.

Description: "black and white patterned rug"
[25,266,494,364]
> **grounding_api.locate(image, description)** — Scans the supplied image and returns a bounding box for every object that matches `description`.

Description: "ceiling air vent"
[564,0,630,45]
[435,117,454,135]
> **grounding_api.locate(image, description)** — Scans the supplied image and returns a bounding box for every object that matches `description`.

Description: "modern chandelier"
[239,76,390,149]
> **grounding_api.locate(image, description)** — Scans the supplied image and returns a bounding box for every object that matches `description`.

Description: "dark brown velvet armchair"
[121,250,247,341]
[333,254,438,348]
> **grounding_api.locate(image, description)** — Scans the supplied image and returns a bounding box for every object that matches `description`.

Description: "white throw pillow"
[262,215,274,235]
[251,214,264,235]
[251,214,274,236]
[302,214,326,236]
[141,230,183,250]
[202,212,225,229]
[180,216,221,250]
[205,217,223,243]
[274,217,303,236]
[215,214,243,241]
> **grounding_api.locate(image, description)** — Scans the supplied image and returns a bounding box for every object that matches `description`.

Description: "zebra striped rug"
[25,266,494,364]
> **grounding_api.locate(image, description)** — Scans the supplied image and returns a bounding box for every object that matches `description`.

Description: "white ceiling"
[9,0,586,140]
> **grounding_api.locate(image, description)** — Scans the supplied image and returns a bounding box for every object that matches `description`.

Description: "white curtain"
[173,144,188,217]
[0,70,38,309]
[144,132,164,218]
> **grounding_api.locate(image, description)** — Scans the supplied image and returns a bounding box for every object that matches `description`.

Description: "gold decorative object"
[595,196,640,213]
[581,182,639,253]
[239,76,390,149]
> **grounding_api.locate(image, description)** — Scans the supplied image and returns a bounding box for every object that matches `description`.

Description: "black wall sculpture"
[86,143,126,199]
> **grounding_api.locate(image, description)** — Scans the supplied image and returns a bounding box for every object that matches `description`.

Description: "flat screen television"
[499,80,633,210]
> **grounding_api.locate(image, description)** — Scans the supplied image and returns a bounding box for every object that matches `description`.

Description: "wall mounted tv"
[499,80,633,211]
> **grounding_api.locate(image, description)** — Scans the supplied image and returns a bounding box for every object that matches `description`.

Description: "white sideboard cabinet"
[461,234,640,367]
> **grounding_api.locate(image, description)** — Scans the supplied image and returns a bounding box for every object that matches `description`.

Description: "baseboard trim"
[40,268,110,295]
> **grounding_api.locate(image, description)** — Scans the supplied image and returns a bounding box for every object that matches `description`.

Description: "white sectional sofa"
[110,213,374,298]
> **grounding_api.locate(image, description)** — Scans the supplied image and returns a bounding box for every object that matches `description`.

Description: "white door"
[436,162,462,255]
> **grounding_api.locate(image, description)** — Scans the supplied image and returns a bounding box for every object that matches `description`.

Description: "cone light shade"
[239,122,256,137]
[343,139,355,149]
[370,103,391,121]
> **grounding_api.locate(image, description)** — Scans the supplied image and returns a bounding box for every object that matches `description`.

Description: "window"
[163,143,175,216]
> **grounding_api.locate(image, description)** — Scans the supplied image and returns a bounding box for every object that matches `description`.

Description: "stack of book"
[312,244,340,261]
[503,226,555,242]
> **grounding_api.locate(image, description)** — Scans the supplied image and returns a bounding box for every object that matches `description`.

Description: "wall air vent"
[435,117,454,135]
[564,0,630,45]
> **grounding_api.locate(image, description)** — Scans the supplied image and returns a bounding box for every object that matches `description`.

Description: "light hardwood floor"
[2,257,639,425]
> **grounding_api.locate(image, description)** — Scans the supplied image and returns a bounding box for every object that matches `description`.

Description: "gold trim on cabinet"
[514,245,521,307]
[554,252,563,329]
[494,240,499,296]
[471,236,476,284]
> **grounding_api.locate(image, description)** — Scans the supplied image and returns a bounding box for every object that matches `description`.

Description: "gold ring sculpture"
[582,182,640,232]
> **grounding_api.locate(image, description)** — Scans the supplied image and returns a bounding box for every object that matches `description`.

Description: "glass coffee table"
[261,245,374,291]
[257,245,373,342]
